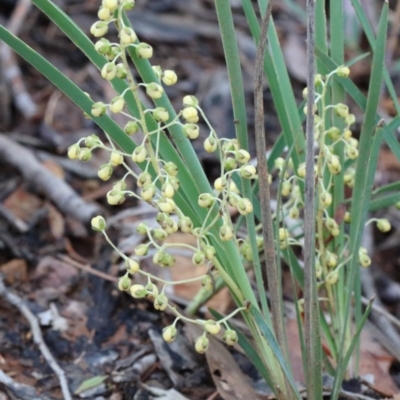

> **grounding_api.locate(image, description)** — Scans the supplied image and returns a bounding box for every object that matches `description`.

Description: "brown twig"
[303,0,322,398]
[0,0,38,120]
[0,277,72,400]
[0,134,100,223]
[254,0,288,358]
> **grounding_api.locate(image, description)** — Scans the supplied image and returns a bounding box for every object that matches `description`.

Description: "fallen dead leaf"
[0,259,28,284]
[3,187,43,222]
[184,323,263,400]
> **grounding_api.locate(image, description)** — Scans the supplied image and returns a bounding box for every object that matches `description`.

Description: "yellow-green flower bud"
[162,183,175,199]
[121,0,135,10]
[107,190,125,205]
[146,282,159,298]
[153,228,168,240]
[326,127,341,140]
[198,193,215,208]
[224,157,237,171]
[343,129,352,140]
[183,123,199,139]
[359,252,371,268]
[119,27,137,45]
[110,151,123,166]
[157,198,176,214]
[98,6,112,21]
[240,164,257,179]
[135,42,153,59]
[124,121,139,135]
[90,21,108,37]
[68,144,81,160]
[112,180,126,191]
[281,181,292,196]
[213,177,226,191]
[130,284,147,298]
[140,184,155,201]
[194,335,209,354]
[203,245,216,261]
[344,211,351,223]
[132,145,147,163]
[326,270,339,286]
[118,275,131,291]
[91,102,106,117]
[202,275,213,291]
[135,244,149,257]
[110,96,125,113]
[192,251,205,266]
[204,320,221,335]
[336,65,350,78]
[274,157,285,170]
[204,136,218,153]
[95,38,111,54]
[345,114,356,126]
[220,224,233,241]
[320,191,332,208]
[106,45,120,61]
[179,216,193,233]
[182,106,199,123]
[345,146,358,160]
[164,162,178,176]
[297,163,306,178]
[115,63,128,79]
[278,228,289,242]
[126,258,140,274]
[223,329,238,346]
[103,0,118,11]
[162,325,177,343]
[91,215,106,231]
[237,198,253,215]
[101,62,117,80]
[334,103,349,119]
[289,205,300,219]
[183,95,199,107]
[154,293,168,311]
[137,171,152,188]
[326,251,338,268]
[146,82,164,99]
[314,73,323,86]
[163,218,178,234]
[78,148,92,162]
[162,70,178,86]
[152,107,169,122]
[98,163,113,181]
[228,193,239,208]
[377,218,391,233]
[302,87,308,100]
[235,149,251,164]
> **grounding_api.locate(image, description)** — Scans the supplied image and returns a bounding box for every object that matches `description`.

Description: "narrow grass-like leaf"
[331,299,374,400]
[241,0,305,171]
[350,0,400,118]
[249,305,301,399]
[214,0,269,320]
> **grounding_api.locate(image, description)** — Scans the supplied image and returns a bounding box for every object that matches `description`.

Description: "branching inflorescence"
[68,0,391,358]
